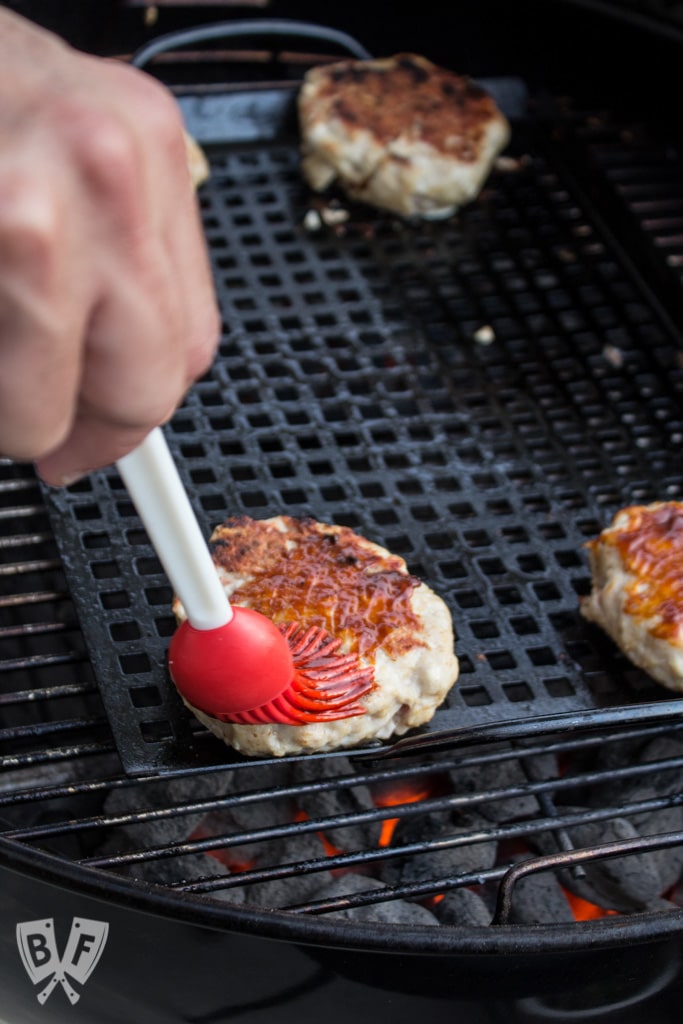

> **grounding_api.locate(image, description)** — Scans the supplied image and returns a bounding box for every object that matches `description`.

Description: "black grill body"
[5,6,683,1023]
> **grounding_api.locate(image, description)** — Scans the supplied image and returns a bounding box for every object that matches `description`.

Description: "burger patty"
[298,52,510,219]
[173,515,459,756]
[580,501,683,692]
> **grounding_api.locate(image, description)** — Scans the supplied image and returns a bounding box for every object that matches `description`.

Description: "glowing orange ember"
[563,889,618,920]
[372,779,438,847]
[293,809,344,860]
[188,824,256,873]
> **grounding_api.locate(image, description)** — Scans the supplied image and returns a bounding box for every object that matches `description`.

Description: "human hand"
[0,9,220,485]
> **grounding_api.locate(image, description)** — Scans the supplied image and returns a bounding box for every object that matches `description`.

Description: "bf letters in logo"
[16,917,109,1005]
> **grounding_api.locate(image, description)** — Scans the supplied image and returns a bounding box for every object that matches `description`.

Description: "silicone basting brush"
[117,428,374,725]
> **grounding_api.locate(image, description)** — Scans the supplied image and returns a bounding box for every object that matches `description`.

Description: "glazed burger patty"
[298,52,510,219]
[580,501,683,692]
[173,515,459,756]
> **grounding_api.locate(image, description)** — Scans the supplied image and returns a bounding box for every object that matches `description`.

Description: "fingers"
[79,59,221,387]
[0,168,86,461]
[0,17,220,483]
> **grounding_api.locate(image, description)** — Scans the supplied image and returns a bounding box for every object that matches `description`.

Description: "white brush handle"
[116,427,232,630]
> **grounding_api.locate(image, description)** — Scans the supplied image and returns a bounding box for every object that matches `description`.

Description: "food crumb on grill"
[603,343,624,368]
[474,325,496,345]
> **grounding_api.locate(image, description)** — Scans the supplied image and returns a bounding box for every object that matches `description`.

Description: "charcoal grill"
[4,6,683,1023]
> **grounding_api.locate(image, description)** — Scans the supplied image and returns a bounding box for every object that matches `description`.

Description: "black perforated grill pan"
[44,76,683,774]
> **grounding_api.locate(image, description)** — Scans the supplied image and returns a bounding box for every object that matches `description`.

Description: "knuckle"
[0,403,70,462]
[123,68,186,154]
[71,108,139,196]
[0,174,60,271]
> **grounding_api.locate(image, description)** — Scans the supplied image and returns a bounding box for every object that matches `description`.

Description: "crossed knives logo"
[16,918,109,1005]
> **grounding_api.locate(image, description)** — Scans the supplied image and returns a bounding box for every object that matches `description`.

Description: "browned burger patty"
[298,53,510,219]
[580,501,683,691]
[173,515,459,756]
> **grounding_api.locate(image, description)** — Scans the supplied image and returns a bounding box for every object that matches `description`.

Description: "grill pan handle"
[131,18,372,71]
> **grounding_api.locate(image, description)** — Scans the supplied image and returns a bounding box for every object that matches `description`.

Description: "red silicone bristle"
[216,622,376,725]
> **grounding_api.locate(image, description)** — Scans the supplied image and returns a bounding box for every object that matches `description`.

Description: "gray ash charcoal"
[226,762,296,831]
[531,810,666,912]
[378,811,497,889]
[127,851,230,888]
[447,753,543,822]
[582,735,683,896]
[237,867,336,910]
[291,756,382,850]
[308,874,439,925]
[102,773,232,848]
[191,812,272,872]
[229,829,335,909]
[434,887,491,926]
[601,783,683,894]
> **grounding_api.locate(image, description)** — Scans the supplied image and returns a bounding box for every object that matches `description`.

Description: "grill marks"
[210,515,423,660]
[321,54,494,160]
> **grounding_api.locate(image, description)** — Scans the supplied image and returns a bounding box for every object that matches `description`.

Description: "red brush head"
[168,610,376,726]
[168,606,295,716]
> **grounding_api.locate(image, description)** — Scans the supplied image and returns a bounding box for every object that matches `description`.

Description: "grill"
[4,10,683,1023]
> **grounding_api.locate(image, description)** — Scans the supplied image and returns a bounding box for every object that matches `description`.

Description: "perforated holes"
[528,646,557,666]
[518,553,545,573]
[140,720,173,742]
[544,676,575,698]
[461,686,493,706]
[119,653,151,674]
[109,622,140,642]
[503,681,533,702]
[83,532,109,550]
[534,581,562,601]
[136,557,162,576]
[373,509,400,526]
[100,590,130,610]
[74,504,102,521]
[130,686,162,709]
[487,650,517,670]
[91,561,120,580]
[479,557,506,576]
[471,620,500,640]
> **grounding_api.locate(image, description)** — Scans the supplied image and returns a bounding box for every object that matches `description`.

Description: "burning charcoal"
[292,756,383,850]
[504,857,575,925]
[522,752,560,783]
[379,811,497,889]
[237,867,336,910]
[433,887,491,926]
[308,874,439,925]
[226,763,296,831]
[591,736,683,803]
[587,736,683,892]
[447,753,544,822]
[128,851,231,889]
[103,773,232,848]
[230,830,335,910]
[531,809,667,912]
[594,785,683,894]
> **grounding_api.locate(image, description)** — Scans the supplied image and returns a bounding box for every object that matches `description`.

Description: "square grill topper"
[43,31,683,774]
